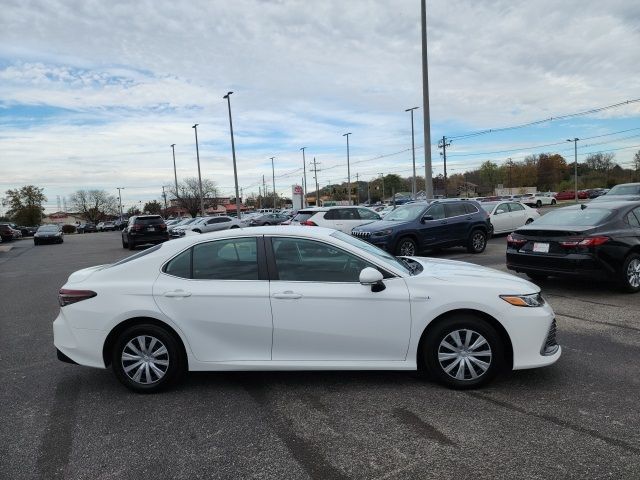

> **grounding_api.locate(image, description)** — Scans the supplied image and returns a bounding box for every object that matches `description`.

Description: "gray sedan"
[249,213,290,226]
[180,216,243,234]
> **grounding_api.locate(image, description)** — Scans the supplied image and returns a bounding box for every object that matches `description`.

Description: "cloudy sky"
[1,0,639,212]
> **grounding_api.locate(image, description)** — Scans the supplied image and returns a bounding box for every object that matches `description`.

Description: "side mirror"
[421,215,433,223]
[359,267,385,292]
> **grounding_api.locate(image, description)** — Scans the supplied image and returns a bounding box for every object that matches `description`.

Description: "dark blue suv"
[351,200,492,256]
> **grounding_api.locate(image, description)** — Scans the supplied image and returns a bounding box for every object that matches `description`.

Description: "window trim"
[264,235,396,283]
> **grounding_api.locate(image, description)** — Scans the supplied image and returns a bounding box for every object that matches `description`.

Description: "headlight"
[372,229,393,237]
[500,293,545,307]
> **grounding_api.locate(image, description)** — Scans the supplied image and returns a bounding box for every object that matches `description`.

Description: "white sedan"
[53,226,560,393]
[482,201,541,234]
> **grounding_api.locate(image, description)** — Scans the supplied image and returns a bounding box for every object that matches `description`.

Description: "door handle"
[163,290,192,298]
[272,291,303,300]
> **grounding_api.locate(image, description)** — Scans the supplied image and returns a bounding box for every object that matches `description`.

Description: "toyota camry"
[54,226,560,393]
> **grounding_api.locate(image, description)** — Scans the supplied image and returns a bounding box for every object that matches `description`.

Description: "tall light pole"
[223,92,242,219]
[192,124,205,216]
[170,144,178,196]
[421,0,434,198]
[300,147,308,207]
[379,173,385,202]
[567,138,579,203]
[343,133,352,205]
[270,157,276,210]
[406,107,419,199]
[116,187,125,220]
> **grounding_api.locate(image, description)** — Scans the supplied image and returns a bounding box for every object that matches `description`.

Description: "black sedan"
[34,224,64,245]
[506,201,640,292]
[249,213,290,226]
[77,223,97,233]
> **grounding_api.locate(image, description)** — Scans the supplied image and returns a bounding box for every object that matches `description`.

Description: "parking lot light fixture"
[343,133,352,205]
[405,107,419,200]
[271,157,276,209]
[223,92,241,220]
[566,138,579,203]
[192,124,205,216]
[170,144,178,196]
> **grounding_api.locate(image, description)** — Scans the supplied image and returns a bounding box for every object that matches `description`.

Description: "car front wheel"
[396,237,417,256]
[467,229,487,253]
[111,324,186,393]
[620,253,640,293]
[423,314,503,389]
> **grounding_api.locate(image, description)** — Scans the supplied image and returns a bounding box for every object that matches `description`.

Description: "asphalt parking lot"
[2,231,639,479]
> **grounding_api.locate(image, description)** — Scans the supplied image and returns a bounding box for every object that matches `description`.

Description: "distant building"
[42,212,84,225]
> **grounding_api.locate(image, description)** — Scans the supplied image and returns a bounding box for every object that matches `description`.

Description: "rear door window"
[192,238,259,280]
[444,203,467,218]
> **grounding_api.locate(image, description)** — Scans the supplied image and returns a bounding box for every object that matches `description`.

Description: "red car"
[554,190,589,200]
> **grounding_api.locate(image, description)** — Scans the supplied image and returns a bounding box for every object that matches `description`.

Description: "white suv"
[291,206,381,234]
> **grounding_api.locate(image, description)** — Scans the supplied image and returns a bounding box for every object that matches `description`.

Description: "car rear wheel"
[525,218,534,225]
[620,253,640,293]
[396,237,417,256]
[111,324,186,393]
[128,238,136,250]
[122,237,128,248]
[536,200,542,208]
[423,313,503,389]
[466,229,487,254]
[34,239,38,246]
[192,229,201,233]
[551,199,557,205]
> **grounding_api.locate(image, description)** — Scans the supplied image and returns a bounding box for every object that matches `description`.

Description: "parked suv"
[291,206,381,234]
[121,215,168,250]
[351,200,492,256]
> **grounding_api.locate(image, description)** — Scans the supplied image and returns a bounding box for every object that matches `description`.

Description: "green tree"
[143,200,162,215]
[633,150,640,177]
[4,185,46,225]
[479,161,500,193]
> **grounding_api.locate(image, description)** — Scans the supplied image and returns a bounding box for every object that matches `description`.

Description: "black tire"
[536,200,542,208]
[193,229,201,234]
[111,323,186,393]
[526,272,548,282]
[230,225,240,229]
[422,313,504,389]
[619,253,640,293]
[551,199,557,205]
[122,237,128,249]
[33,240,38,246]
[395,237,417,256]
[525,218,534,225]
[59,238,64,244]
[466,229,487,254]
[128,238,135,250]
[263,222,271,226]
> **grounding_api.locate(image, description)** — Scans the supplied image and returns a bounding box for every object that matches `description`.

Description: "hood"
[36,231,60,237]
[409,256,539,293]
[66,265,107,284]
[353,219,412,233]
[591,194,640,203]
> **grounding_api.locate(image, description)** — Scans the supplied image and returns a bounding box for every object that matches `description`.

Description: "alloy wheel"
[627,259,640,288]
[472,232,485,251]
[121,335,170,385]
[399,240,416,256]
[438,329,492,380]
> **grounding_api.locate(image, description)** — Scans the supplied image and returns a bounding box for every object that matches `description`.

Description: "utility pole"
[438,136,451,197]
[300,147,308,207]
[223,91,242,220]
[170,144,179,195]
[421,0,434,198]
[116,187,125,220]
[258,186,262,209]
[192,124,205,216]
[270,157,276,210]
[566,138,579,203]
[311,157,320,206]
[367,180,371,204]
[406,107,419,199]
[343,133,352,205]
[161,186,168,216]
[262,175,267,208]
[379,173,385,202]
[507,158,513,194]
[355,173,360,204]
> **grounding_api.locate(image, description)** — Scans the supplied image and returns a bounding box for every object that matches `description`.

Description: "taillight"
[59,289,97,307]
[560,236,609,248]
[159,224,167,231]
[301,220,317,226]
[132,224,143,231]
[507,233,526,248]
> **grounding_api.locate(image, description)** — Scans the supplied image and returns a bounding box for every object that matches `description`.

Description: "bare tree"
[634,150,640,174]
[70,189,118,223]
[169,177,218,218]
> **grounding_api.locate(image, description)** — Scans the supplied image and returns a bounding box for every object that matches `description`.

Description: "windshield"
[605,184,640,195]
[532,207,613,226]
[38,225,59,232]
[331,231,412,275]
[383,204,428,222]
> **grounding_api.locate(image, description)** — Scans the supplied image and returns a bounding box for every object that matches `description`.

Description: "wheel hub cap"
[438,329,492,381]
[121,335,170,385]
[628,259,640,288]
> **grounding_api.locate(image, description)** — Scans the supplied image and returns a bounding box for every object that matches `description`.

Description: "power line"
[447,98,640,141]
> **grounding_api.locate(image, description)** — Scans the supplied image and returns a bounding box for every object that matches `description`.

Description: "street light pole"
[406,107,419,199]
[300,147,308,207]
[379,173,385,202]
[223,92,242,219]
[421,0,434,198]
[270,157,276,210]
[116,187,125,220]
[567,138,580,203]
[343,133,352,205]
[192,124,205,216]
[170,144,178,195]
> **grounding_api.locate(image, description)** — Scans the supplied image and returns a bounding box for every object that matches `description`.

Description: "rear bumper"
[506,250,610,279]
[53,310,107,369]
[128,233,169,243]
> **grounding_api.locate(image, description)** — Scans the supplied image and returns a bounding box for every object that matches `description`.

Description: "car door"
[508,202,527,229]
[267,236,411,361]
[152,236,273,361]
[332,208,363,233]
[490,203,511,234]
[443,202,470,244]
[416,203,447,248]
